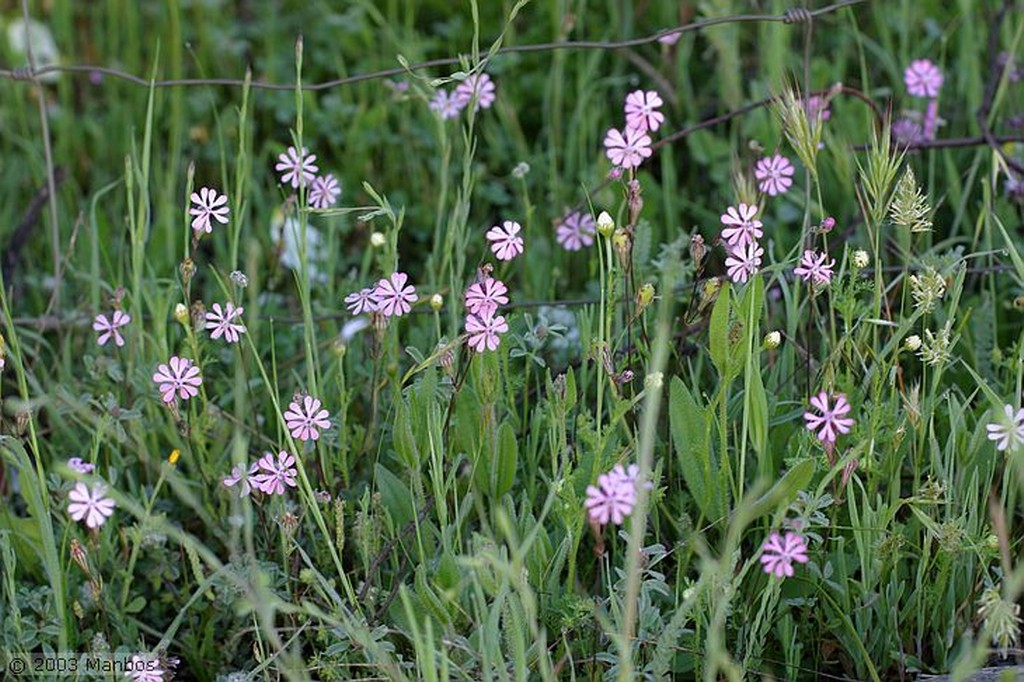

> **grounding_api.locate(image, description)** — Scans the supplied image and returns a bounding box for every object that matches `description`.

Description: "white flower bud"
[852,250,869,269]
[763,331,781,349]
[596,211,614,237]
[904,334,922,352]
[370,232,387,248]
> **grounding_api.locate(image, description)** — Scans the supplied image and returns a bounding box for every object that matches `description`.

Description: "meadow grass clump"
[1,2,1023,681]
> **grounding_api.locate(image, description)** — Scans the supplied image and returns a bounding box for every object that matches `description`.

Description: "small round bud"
[852,250,869,269]
[763,331,782,349]
[230,270,249,288]
[904,334,922,352]
[636,283,655,309]
[644,371,664,391]
[430,293,444,311]
[512,162,530,178]
[168,449,180,466]
[819,216,836,233]
[682,587,696,602]
[597,211,615,237]
[174,303,190,327]
[985,533,1000,552]
[370,232,387,248]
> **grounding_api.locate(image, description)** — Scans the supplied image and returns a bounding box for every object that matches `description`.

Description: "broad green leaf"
[709,282,731,378]
[669,376,717,520]
[494,421,518,498]
[393,399,420,470]
[375,464,415,529]
[745,459,814,521]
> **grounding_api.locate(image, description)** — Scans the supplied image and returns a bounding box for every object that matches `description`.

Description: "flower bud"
[370,232,387,248]
[168,449,180,466]
[512,162,530,178]
[690,234,707,267]
[174,303,190,327]
[230,270,249,288]
[819,216,836,233]
[636,283,655,309]
[852,250,869,269]
[430,293,444,311]
[904,334,922,352]
[596,211,615,237]
[763,331,781,349]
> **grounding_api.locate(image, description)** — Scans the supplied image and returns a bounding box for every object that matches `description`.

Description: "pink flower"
[584,471,636,526]
[464,277,509,318]
[624,90,665,133]
[67,482,116,529]
[152,356,202,403]
[371,272,417,317]
[892,117,925,146]
[430,89,462,119]
[454,73,496,111]
[804,391,854,444]
[222,462,260,496]
[465,312,509,353]
[253,451,298,496]
[189,186,230,235]
[275,146,319,188]
[719,203,763,248]
[205,302,246,343]
[793,250,835,286]
[724,241,764,284]
[607,463,654,491]
[283,395,331,442]
[759,532,809,578]
[309,174,341,209]
[555,211,596,251]
[345,287,378,315]
[603,126,653,170]
[658,31,682,46]
[805,95,831,121]
[486,220,524,261]
[904,59,943,98]
[67,457,95,474]
[755,154,795,196]
[986,404,1024,452]
[93,310,131,347]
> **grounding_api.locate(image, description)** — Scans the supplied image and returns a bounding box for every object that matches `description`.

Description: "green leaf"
[494,422,518,498]
[745,459,814,521]
[709,281,731,378]
[393,398,420,471]
[748,366,769,456]
[669,376,718,520]
[375,464,415,529]
[124,596,147,614]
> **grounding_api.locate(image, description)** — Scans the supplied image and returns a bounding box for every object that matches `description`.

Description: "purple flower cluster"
[429,72,497,120]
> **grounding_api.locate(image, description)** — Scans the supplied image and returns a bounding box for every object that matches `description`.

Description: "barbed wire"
[0,1,865,91]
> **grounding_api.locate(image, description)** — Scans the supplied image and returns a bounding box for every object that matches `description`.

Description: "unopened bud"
[819,216,836,233]
[370,232,387,248]
[597,211,615,237]
[904,334,922,352]
[174,303,190,327]
[636,283,655,309]
[690,234,707,266]
[430,293,444,311]
[763,331,781,349]
[168,449,180,466]
[70,538,89,575]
